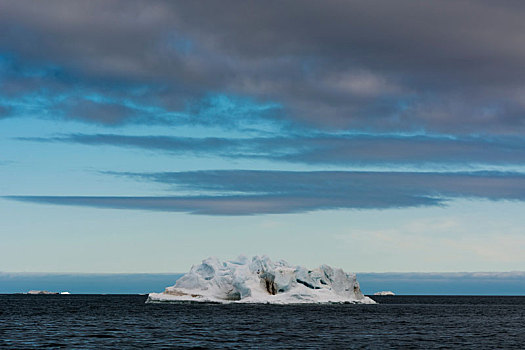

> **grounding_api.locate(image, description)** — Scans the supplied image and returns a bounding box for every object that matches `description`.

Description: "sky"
[1,0,525,277]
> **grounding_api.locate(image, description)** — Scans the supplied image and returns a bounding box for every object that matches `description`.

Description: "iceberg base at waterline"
[147,256,376,304]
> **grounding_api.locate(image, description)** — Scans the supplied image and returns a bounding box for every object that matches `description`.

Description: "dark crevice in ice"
[297,279,320,290]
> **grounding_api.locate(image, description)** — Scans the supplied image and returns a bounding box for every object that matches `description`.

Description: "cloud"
[62,98,145,125]
[19,133,525,166]
[2,1,525,133]
[0,104,12,118]
[6,170,525,215]
[0,46,282,128]
[0,51,282,127]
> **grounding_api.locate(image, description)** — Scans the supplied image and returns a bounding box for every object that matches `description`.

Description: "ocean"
[1,295,524,349]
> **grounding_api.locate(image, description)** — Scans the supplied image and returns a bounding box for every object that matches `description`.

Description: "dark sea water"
[1,295,524,349]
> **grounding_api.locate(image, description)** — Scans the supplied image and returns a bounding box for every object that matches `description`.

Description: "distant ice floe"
[373,291,395,296]
[27,290,58,295]
[26,290,71,295]
[147,255,376,304]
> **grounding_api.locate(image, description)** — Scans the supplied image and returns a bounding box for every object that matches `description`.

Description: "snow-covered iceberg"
[374,291,395,296]
[147,256,375,304]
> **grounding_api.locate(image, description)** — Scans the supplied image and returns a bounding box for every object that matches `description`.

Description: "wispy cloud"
[18,133,525,167]
[7,170,525,215]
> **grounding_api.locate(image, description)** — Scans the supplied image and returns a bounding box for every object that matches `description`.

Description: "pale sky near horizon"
[2,0,525,274]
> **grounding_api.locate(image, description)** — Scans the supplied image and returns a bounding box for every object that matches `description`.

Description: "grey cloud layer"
[2,1,525,133]
[20,133,525,166]
[5,1,525,216]
[8,170,525,215]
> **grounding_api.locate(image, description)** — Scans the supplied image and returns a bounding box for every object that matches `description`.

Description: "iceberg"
[147,255,375,304]
[374,291,395,296]
[27,290,58,295]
